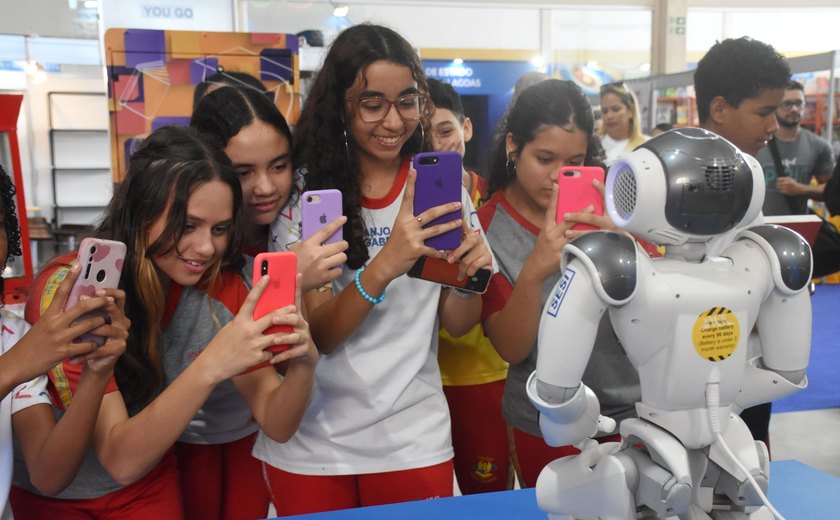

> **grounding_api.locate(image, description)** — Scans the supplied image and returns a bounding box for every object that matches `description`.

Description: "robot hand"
[527,372,616,448]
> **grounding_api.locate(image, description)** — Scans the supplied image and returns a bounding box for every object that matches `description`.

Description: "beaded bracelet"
[354,267,385,305]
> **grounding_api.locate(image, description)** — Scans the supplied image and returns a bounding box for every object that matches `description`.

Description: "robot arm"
[733,225,812,412]
[528,232,638,447]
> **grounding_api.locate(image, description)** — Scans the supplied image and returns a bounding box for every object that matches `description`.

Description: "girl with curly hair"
[251,24,494,515]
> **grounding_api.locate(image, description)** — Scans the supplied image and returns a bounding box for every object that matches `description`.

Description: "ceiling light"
[333,4,349,17]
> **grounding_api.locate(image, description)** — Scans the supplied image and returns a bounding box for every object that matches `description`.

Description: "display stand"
[47,91,111,231]
[0,94,34,304]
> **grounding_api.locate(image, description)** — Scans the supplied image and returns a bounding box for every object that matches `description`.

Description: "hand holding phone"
[408,255,492,294]
[301,189,343,245]
[66,238,127,346]
[413,151,463,251]
[252,252,297,353]
[555,166,605,231]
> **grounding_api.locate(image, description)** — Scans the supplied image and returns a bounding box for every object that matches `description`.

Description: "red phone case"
[413,151,463,250]
[555,166,605,231]
[67,238,127,346]
[252,252,297,353]
[407,256,492,294]
[301,189,343,244]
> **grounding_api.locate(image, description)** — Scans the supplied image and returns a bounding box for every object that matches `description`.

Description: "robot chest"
[612,270,757,366]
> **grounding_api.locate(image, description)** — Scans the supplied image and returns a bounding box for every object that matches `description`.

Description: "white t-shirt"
[601,134,630,167]
[254,162,485,475]
[0,309,50,519]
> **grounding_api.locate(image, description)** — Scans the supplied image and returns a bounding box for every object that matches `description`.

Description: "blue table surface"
[276,460,839,520]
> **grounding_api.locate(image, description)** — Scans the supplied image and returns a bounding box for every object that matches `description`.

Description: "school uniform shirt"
[267,169,304,254]
[1,310,51,519]
[438,172,507,387]
[253,157,485,475]
[161,271,256,445]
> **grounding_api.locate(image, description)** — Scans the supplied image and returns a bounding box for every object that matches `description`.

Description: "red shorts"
[444,380,513,494]
[263,459,454,516]
[10,451,183,520]
[510,427,621,488]
[175,432,269,520]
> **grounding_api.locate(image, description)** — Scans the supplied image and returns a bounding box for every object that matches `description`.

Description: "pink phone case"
[66,238,127,346]
[301,189,343,244]
[252,252,297,353]
[555,166,605,231]
[413,151,463,250]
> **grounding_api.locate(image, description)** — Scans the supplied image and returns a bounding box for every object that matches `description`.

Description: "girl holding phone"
[252,24,493,515]
[11,127,317,520]
[0,162,126,513]
[191,86,348,291]
[479,79,640,488]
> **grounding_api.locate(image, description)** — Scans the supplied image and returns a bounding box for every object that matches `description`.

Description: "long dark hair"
[293,23,432,268]
[97,126,244,411]
[191,85,298,211]
[0,163,22,298]
[487,79,595,197]
[191,85,292,151]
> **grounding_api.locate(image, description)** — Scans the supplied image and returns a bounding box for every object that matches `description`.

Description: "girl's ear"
[505,132,517,159]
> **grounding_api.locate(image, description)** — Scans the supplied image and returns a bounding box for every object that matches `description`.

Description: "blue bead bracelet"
[354,267,385,305]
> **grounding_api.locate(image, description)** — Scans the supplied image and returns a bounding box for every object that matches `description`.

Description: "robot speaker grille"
[704,165,734,192]
[612,165,637,219]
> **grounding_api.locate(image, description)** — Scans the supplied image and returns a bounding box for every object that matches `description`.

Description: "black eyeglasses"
[346,94,425,123]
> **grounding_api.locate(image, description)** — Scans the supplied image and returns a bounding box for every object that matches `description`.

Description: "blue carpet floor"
[774,283,840,413]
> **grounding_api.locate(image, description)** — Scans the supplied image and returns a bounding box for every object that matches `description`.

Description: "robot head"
[605,127,764,245]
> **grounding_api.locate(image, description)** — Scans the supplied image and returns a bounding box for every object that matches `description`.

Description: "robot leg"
[534,442,636,520]
[708,413,769,510]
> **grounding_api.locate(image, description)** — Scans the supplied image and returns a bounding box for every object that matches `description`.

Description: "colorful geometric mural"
[104,29,300,182]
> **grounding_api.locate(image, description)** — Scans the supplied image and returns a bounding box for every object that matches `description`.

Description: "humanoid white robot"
[527,127,812,520]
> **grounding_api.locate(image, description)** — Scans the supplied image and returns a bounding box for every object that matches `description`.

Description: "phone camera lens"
[96,269,106,283]
[90,246,97,254]
[261,261,268,276]
[306,196,313,203]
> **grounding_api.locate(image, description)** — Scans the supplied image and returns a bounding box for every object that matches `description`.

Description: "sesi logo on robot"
[547,269,575,318]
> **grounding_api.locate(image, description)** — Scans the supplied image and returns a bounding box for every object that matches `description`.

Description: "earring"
[343,127,350,160]
[419,124,426,150]
[506,155,516,177]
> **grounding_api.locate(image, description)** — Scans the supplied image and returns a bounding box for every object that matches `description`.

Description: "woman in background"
[598,82,649,165]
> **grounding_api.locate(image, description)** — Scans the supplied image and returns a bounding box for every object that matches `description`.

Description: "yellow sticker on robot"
[692,307,740,362]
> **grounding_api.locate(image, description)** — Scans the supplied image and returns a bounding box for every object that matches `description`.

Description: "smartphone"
[408,255,492,294]
[555,166,606,231]
[252,252,297,353]
[413,151,463,251]
[301,189,343,244]
[66,238,127,346]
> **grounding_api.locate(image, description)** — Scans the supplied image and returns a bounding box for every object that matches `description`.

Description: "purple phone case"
[67,238,127,346]
[301,189,343,244]
[413,151,462,250]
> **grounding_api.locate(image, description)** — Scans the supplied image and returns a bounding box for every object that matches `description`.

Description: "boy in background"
[427,78,513,494]
[694,36,791,448]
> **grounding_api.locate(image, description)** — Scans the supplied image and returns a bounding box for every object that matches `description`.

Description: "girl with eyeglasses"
[598,83,649,166]
[251,23,494,515]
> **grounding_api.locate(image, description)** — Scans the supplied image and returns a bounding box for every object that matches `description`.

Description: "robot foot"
[535,443,635,520]
[709,506,772,520]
